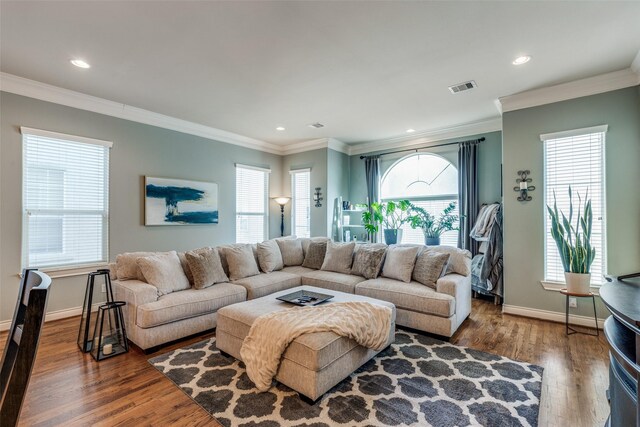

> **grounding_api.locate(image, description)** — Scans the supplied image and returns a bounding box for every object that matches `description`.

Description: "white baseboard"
[502,304,605,329]
[0,303,102,332]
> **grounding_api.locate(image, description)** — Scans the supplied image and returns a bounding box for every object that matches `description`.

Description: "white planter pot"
[564,272,591,294]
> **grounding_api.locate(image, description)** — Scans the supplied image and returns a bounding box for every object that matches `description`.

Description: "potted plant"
[407,202,459,245]
[547,187,595,294]
[361,200,411,244]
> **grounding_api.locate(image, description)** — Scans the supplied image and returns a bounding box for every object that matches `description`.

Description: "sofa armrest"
[113,280,158,330]
[437,273,472,324]
[436,273,470,299]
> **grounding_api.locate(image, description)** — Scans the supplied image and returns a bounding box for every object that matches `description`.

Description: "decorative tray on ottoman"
[276,289,334,306]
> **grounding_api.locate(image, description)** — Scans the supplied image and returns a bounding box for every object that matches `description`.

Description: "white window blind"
[22,128,111,269]
[236,165,269,243]
[381,153,459,246]
[542,126,607,285]
[291,170,311,238]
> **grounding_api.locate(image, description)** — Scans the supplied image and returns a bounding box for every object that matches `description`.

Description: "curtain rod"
[359,137,485,159]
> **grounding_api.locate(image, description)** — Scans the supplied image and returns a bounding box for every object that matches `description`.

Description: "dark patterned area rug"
[149,330,543,427]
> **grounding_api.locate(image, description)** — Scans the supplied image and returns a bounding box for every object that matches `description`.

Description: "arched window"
[381,153,459,246]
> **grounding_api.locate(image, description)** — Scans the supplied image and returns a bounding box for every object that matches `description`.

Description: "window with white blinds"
[291,169,311,238]
[22,128,111,269]
[542,125,607,285]
[236,164,269,243]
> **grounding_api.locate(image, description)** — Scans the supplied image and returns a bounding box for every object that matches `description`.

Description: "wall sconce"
[513,170,535,201]
[313,187,323,207]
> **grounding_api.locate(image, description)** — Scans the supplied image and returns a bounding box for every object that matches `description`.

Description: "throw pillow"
[276,239,305,266]
[381,246,420,283]
[320,241,356,274]
[116,251,157,281]
[301,240,327,269]
[257,240,284,273]
[185,247,229,289]
[177,251,195,285]
[222,244,261,280]
[351,245,387,279]
[136,251,191,296]
[428,245,472,276]
[412,251,451,289]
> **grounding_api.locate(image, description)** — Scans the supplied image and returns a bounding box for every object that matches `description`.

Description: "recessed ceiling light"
[512,55,531,65]
[70,59,91,69]
[276,126,285,131]
[406,129,416,133]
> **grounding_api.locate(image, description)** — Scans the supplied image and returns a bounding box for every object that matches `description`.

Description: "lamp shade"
[273,197,290,206]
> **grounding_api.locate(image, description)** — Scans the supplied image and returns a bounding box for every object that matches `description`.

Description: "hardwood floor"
[0,298,610,427]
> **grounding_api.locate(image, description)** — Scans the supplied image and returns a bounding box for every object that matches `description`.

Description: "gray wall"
[502,86,640,318]
[281,148,328,237]
[0,92,283,322]
[349,130,503,206]
[327,149,351,237]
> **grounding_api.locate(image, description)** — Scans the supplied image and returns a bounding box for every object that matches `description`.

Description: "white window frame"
[290,168,311,238]
[21,127,112,271]
[380,152,459,246]
[235,163,270,243]
[541,125,607,288]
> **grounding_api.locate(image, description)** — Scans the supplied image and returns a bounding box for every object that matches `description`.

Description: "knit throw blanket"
[240,301,393,392]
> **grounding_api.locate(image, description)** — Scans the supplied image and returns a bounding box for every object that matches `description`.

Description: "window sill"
[17,262,109,279]
[539,280,601,296]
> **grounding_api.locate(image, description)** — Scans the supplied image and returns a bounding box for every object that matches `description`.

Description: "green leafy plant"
[547,187,595,274]
[361,200,411,234]
[407,202,459,238]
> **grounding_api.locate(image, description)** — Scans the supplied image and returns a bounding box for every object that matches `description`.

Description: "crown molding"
[0,72,283,155]
[499,68,640,113]
[347,118,502,156]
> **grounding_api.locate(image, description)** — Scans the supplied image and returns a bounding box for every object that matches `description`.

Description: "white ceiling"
[1,1,640,147]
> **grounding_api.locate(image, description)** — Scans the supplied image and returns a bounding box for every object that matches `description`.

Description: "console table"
[600,272,640,427]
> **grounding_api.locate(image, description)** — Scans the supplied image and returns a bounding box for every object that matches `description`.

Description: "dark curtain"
[364,155,381,242]
[458,140,479,254]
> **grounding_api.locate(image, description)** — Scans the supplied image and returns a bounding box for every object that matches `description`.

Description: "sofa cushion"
[356,278,455,318]
[219,244,260,277]
[177,252,195,285]
[116,251,161,281]
[300,237,331,257]
[320,241,355,274]
[302,240,327,269]
[136,283,247,328]
[381,245,419,283]
[185,247,229,289]
[351,244,387,279]
[136,251,191,297]
[282,265,316,275]
[232,271,301,300]
[300,270,366,294]
[257,240,284,273]
[221,244,261,281]
[276,239,305,266]
[428,245,472,276]
[412,251,450,289]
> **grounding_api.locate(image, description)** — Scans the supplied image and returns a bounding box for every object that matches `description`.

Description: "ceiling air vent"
[308,122,325,129]
[448,80,477,94]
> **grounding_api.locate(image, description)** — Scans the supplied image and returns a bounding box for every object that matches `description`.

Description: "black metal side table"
[78,269,114,352]
[560,288,599,336]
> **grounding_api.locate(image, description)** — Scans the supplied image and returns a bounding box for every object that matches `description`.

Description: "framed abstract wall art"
[145,177,219,225]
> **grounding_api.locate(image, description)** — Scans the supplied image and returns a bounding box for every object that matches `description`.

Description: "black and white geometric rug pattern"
[149,330,543,427]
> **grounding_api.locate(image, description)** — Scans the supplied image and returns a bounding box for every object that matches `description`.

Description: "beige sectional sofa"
[111,238,472,350]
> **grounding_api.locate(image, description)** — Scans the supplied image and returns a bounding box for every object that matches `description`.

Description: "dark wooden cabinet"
[600,273,640,427]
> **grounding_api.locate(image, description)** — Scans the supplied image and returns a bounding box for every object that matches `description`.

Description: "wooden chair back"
[0,269,52,426]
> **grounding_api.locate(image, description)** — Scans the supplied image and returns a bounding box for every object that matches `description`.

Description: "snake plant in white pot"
[547,187,596,294]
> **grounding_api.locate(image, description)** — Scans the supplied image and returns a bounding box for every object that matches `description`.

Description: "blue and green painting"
[145,177,218,225]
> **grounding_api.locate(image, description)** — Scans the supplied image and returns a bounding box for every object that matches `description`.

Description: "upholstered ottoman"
[216,285,396,401]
